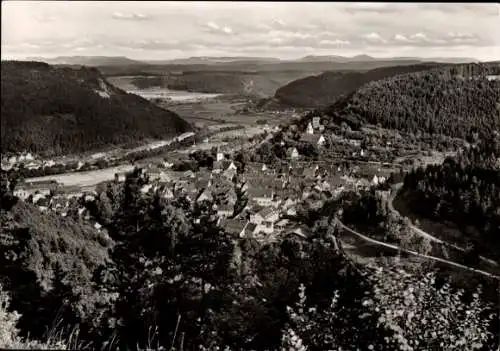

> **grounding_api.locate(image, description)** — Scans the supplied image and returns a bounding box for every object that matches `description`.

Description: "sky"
[2,1,499,61]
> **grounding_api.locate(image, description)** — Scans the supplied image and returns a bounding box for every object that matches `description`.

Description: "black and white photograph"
[1,1,499,350]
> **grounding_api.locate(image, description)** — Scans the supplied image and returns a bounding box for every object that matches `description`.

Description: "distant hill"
[274,63,444,107]
[104,60,443,98]
[293,55,476,64]
[1,61,191,156]
[21,55,478,68]
[321,62,500,140]
[25,56,145,67]
[145,56,282,65]
[108,70,318,98]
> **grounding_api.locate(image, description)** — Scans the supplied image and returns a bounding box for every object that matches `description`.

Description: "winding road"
[334,217,500,281]
[388,183,499,268]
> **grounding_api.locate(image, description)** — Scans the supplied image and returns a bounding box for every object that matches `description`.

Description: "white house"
[290,148,299,160]
[26,162,40,170]
[251,207,280,235]
[140,184,154,194]
[371,175,379,186]
[44,160,56,168]
[196,188,212,203]
[216,150,225,162]
[115,173,127,182]
[14,188,30,200]
[262,164,268,172]
[317,135,326,147]
[250,188,277,207]
[306,122,314,135]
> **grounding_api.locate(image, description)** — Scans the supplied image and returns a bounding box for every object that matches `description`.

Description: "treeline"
[338,63,500,140]
[1,61,191,156]
[401,140,500,259]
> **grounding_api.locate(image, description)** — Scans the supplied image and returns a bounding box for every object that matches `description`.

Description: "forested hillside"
[329,63,500,140]
[274,63,442,107]
[399,138,500,260]
[1,61,191,156]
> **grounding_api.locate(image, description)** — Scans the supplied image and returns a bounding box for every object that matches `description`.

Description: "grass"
[0,284,78,350]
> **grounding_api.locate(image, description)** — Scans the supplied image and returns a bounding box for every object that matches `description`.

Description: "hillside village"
[10,115,412,247]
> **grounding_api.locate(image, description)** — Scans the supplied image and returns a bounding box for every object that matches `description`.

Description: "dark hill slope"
[0,195,112,338]
[274,63,444,107]
[1,61,191,156]
[321,63,500,139]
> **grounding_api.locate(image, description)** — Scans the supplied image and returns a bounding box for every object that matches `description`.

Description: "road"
[334,217,500,281]
[388,182,499,267]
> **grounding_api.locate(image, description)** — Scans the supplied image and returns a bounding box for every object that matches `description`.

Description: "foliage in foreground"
[0,169,498,350]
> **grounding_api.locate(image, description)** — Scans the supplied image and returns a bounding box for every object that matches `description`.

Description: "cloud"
[273,19,286,27]
[394,34,410,42]
[319,39,351,47]
[362,32,387,43]
[203,21,234,35]
[344,3,400,14]
[112,12,149,21]
[410,32,428,41]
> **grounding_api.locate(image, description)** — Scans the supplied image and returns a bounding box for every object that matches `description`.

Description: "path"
[387,183,499,267]
[334,217,500,280]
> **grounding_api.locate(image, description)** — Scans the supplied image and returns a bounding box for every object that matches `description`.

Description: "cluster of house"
[2,152,39,171]
[0,151,81,172]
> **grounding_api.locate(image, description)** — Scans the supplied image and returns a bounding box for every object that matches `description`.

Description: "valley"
[1,53,500,350]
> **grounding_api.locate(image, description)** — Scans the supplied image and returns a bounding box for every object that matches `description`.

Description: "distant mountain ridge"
[19,54,479,67]
[1,61,191,155]
[25,56,145,66]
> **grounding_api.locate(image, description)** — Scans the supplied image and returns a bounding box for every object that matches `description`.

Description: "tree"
[370,268,497,350]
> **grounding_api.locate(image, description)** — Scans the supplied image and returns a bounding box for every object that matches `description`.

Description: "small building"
[312,117,321,130]
[43,160,56,168]
[217,203,234,219]
[275,218,290,231]
[196,188,212,203]
[221,218,247,237]
[63,186,83,199]
[251,206,279,225]
[289,148,299,160]
[249,188,275,207]
[115,172,126,182]
[212,160,224,172]
[216,149,225,162]
[24,153,34,162]
[306,122,314,135]
[317,135,326,147]
[140,184,154,194]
